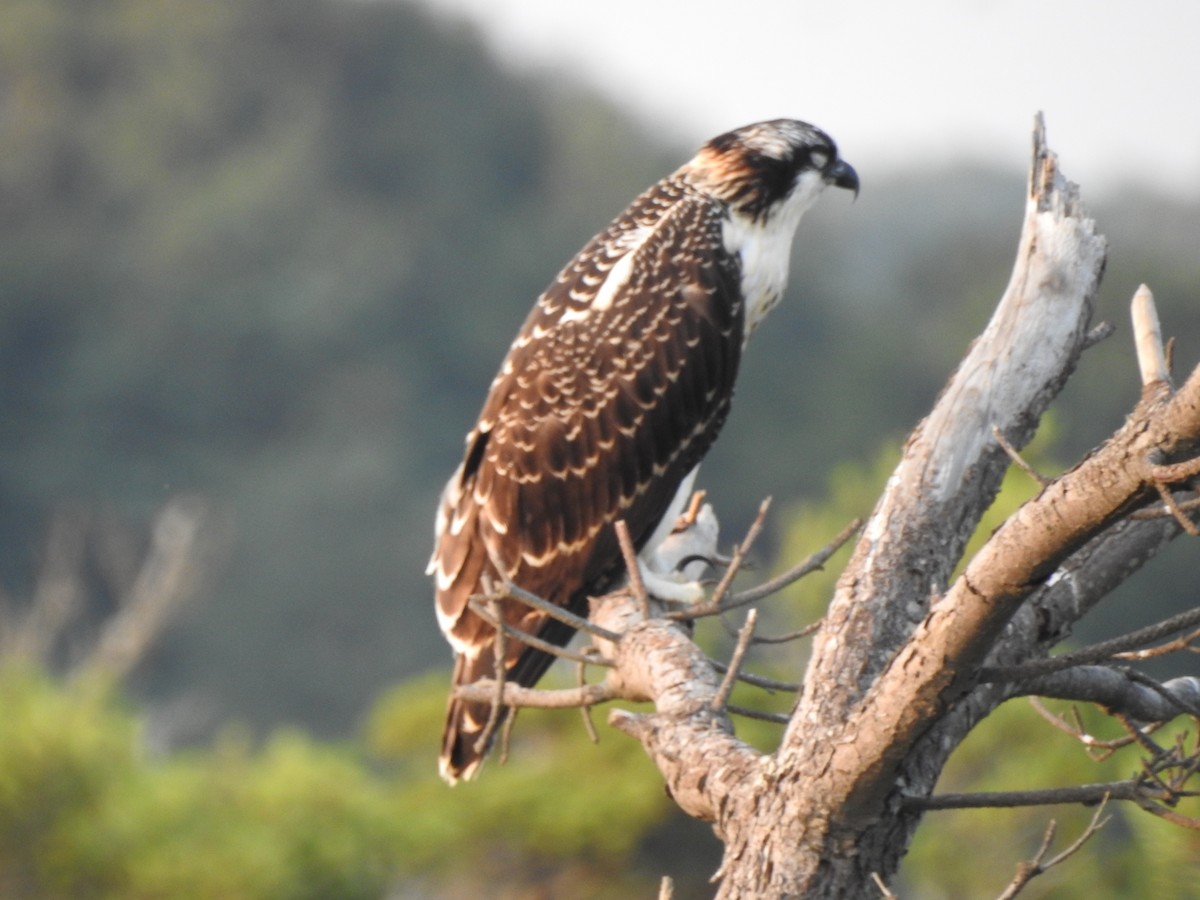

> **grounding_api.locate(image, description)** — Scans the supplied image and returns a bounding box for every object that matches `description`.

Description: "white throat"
[722,168,828,341]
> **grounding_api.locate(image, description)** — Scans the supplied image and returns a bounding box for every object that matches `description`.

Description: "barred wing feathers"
[430,177,744,781]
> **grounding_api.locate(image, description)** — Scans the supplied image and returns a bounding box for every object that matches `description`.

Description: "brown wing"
[431,176,744,781]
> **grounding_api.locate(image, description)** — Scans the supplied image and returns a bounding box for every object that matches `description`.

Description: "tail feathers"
[438,612,584,783]
[439,652,510,784]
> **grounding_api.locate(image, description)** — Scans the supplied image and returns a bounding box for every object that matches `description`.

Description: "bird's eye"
[809,149,829,170]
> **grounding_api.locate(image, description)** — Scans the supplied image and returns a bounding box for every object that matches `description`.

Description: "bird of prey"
[429,119,858,783]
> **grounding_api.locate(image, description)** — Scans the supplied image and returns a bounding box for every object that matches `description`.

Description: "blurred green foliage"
[0,665,400,899]
[0,666,691,897]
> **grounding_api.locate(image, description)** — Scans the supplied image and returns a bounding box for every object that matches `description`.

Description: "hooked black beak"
[827,159,859,199]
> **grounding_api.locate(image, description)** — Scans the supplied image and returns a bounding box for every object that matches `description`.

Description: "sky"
[418,0,1200,198]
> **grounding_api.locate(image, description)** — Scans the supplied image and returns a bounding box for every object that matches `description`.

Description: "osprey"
[430,119,858,783]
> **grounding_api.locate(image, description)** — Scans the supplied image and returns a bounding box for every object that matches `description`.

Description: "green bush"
[0,666,684,898]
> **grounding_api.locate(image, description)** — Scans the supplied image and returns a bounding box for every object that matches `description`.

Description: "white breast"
[721,168,830,341]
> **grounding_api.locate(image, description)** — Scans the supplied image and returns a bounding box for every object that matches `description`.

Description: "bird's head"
[685,119,858,223]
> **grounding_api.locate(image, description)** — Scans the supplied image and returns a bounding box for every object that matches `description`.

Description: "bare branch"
[467,597,614,667]
[1114,627,1200,661]
[909,781,1188,811]
[1131,493,1200,521]
[1135,801,1200,831]
[1149,456,1200,484]
[78,497,210,682]
[1027,697,1141,759]
[577,657,601,743]
[473,597,509,755]
[792,115,1111,797]
[499,581,622,642]
[979,605,1200,682]
[708,661,799,693]
[995,819,1058,900]
[726,705,790,724]
[1152,481,1200,536]
[675,515,860,619]
[454,678,617,709]
[1082,320,1115,350]
[712,609,758,712]
[992,425,1051,487]
[589,589,762,823]
[1014,668,1200,721]
[2,510,87,664]
[995,800,1110,900]
[871,872,898,899]
[751,618,823,645]
[615,519,652,618]
[498,707,517,767]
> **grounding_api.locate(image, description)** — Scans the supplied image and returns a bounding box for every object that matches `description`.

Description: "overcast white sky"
[418,0,1200,198]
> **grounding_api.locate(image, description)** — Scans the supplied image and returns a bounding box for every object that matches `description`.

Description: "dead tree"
[457,116,1200,897]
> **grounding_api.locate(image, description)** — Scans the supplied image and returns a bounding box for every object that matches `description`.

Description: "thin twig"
[1027,697,1138,760]
[708,660,800,693]
[679,490,706,529]
[712,609,758,712]
[1131,494,1200,520]
[1114,706,1170,759]
[706,499,772,612]
[979,605,1200,681]
[871,872,898,899]
[498,582,622,642]
[752,618,824,645]
[995,819,1057,900]
[722,516,861,609]
[674,515,860,620]
[1136,801,1200,830]
[577,657,600,744]
[1152,480,1200,536]
[455,678,617,709]
[467,598,614,667]
[726,704,790,724]
[908,781,1193,811]
[498,706,517,766]
[474,597,509,755]
[996,799,1110,900]
[1113,626,1200,661]
[615,519,651,618]
[993,425,1051,486]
